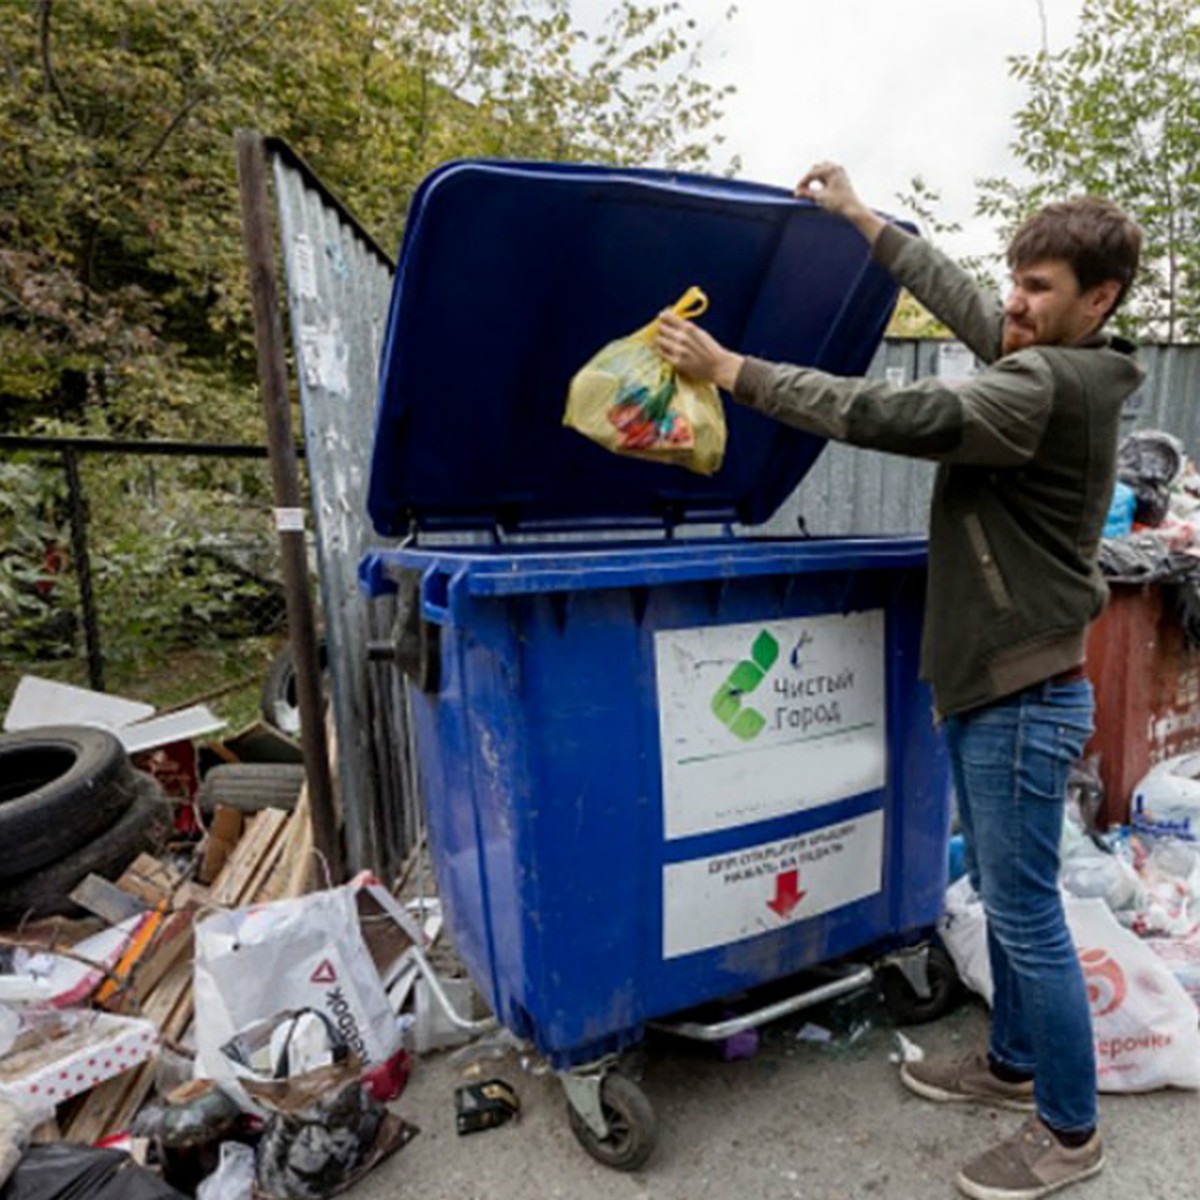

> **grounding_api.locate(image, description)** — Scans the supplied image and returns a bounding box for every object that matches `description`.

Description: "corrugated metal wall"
[763,341,1200,537]
[268,141,406,878]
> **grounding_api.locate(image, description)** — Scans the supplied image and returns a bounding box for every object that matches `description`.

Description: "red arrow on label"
[767,870,806,918]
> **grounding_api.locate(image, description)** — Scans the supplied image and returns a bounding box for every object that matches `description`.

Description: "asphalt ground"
[351,989,1200,1200]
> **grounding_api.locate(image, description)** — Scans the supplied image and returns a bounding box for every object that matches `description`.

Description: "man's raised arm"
[798,163,1004,364]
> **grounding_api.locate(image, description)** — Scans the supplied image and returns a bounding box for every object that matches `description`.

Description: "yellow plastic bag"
[564,287,727,476]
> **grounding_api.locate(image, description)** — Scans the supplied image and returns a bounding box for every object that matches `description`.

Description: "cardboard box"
[0,1012,158,1107]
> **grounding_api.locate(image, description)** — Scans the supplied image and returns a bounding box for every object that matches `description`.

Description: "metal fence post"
[62,446,105,691]
[235,129,344,885]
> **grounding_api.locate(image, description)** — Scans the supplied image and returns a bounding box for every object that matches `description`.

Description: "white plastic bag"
[940,884,1200,1092]
[0,1004,17,1058]
[1133,753,1200,840]
[196,1139,256,1200]
[194,875,422,1113]
[1071,897,1200,1092]
[940,877,991,999]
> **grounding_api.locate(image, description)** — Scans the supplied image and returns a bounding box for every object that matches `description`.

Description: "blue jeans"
[944,676,1096,1133]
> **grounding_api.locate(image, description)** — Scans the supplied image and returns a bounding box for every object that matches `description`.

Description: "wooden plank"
[126,908,196,1007]
[208,809,287,907]
[69,875,148,924]
[116,855,183,909]
[259,781,313,903]
[197,805,245,885]
[236,812,291,906]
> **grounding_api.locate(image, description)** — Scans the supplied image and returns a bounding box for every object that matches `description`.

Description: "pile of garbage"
[1099,431,1200,614]
[941,753,1200,1095]
[0,869,461,1199]
[0,673,493,1199]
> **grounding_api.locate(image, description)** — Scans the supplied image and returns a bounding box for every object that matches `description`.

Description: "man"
[655,162,1142,1200]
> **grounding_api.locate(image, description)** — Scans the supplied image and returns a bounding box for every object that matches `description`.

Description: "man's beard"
[1002,319,1036,355]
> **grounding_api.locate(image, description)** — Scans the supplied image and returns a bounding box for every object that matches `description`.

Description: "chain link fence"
[0,437,310,727]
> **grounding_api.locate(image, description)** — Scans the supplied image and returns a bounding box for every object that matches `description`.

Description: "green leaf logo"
[710,630,778,741]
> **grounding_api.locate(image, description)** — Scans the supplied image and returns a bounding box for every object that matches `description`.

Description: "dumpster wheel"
[880,943,964,1026]
[566,1073,657,1171]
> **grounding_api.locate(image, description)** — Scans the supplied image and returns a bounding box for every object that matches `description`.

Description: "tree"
[0,0,734,436]
[887,176,960,338]
[976,0,1200,342]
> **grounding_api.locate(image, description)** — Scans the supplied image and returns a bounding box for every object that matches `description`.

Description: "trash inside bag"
[195,1141,255,1200]
[248,1060,415,1200]
[0,1144,186,1200]
[155,1079,245,1195]
[564,286,727,476]
[1117,430,1184,527]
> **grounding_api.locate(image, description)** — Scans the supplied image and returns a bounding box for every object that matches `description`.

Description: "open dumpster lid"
[368,160,908,535]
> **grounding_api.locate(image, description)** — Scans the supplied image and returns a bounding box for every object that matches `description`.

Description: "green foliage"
[0,0,732,705]
[977,0,1200,341]
[0,449,285,678]
[890,176,986,338]
[886,292,951,340]
[0,0,734,435]
[0,458,77,650]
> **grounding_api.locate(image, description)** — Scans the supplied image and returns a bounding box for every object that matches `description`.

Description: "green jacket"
[733,224,1145,716]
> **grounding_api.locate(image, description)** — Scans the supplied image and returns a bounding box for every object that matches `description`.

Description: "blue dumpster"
[361,161,951,1168]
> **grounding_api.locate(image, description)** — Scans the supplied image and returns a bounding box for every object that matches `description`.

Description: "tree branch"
[37,0,72,116]
[133,0,308,173]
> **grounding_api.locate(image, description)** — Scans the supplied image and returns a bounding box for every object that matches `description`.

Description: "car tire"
[197,762,305,814]
[0,726,140,883]
[0,772,173,922]
[260,640,328,737]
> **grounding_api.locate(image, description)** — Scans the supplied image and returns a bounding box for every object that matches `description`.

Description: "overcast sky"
[573,0,1086,263]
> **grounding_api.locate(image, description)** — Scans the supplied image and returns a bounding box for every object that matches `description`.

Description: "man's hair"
[1007,197,1142,318]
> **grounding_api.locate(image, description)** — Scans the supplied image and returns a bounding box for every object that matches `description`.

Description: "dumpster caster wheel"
[566,1074,657,1171]
[881,943,964,1026]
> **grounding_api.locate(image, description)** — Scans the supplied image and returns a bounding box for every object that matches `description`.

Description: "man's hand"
[795,161,886,246]
[654,311,744,392]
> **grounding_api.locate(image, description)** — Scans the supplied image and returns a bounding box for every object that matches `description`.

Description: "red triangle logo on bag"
[310,959,337,984]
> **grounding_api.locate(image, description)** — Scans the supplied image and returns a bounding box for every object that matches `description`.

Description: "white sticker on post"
[654,610,887,840]
[292,232,319,300]
[274,507,306,533]
[662,810,885,959]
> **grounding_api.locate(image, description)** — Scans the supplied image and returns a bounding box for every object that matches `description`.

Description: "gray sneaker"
[956,1117,1104,1200]
[900,1051,1035,1112]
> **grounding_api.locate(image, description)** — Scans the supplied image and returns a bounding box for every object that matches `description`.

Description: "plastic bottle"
[1103,480,1136,538]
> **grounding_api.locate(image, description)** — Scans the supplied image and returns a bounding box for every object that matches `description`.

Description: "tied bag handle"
[667,286,708,322]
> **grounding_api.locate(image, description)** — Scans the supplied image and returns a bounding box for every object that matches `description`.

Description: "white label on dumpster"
[662,810,885,958]
[654,610,887,839]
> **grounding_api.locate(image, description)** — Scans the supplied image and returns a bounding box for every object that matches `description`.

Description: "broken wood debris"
[63,803,315,1143]
[0,794,323,1148]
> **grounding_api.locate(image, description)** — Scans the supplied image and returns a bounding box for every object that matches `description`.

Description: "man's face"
[1002,259,1119,356]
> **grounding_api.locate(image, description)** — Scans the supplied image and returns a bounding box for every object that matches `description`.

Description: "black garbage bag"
[246,1062,415,1200]
[0,1145,186,1200]
[1098,531,1173,580]
[1117,430,1185,527]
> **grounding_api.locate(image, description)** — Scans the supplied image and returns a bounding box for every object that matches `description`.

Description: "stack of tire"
[0,726,172,923]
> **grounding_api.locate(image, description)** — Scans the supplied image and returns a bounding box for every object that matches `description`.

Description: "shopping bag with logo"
[563,286,727,476]
[1069,896,1200,1092]
[940,884,1200,1092]
[193,875,422,1113]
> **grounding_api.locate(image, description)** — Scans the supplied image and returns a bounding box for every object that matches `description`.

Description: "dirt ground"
[350,994,1200,1200]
